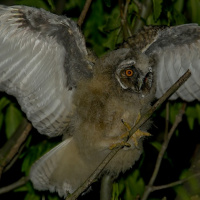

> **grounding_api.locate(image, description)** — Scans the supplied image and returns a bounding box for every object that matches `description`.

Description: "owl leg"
[109,140,131,150]
[122,115,151,148]
[131,130,151,147]
[109,120,131,150]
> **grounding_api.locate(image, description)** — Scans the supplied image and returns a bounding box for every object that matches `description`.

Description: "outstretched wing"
[0,5,92,137]
[144,24,200,101]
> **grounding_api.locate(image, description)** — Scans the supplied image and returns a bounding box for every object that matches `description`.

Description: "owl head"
[94,48,154,95]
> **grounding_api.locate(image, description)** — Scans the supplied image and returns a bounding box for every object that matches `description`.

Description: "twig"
[0,176,29,194]
[132,0,152,34]
[164,102,169,139]
[118,0,132,40]
[141,103,187,200]
[0,119,32,179]
[77,0,93,27]
[66,70,191,200]
[151,172,200,191]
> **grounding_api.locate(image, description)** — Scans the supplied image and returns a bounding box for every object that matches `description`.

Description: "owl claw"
[109,141,131,150]
[131,129,151,148]
[121,115,151,148]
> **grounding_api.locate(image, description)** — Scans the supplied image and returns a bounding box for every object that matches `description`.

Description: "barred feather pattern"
[155,42,200,101]
[145,24,200,102]
[0,5,80,137]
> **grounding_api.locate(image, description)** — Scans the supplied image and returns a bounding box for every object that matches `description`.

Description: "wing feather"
[0,5,92,136]
[145,24,200,101]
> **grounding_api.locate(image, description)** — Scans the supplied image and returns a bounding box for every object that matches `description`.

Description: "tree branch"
[0,119,32,179]
[133,0,152,34]
[0,176,29,194]
[118,0,132,40]
[77,0,93,27]
[152,172,200,191]
[66,70,191,200]
[141,103,187,200]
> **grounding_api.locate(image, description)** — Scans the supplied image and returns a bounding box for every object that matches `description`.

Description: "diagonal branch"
[66,70,191,200]
[151,172,200,191]
[0,176,29,194]
[78,0,93,27]
[141,103,187,200]
[0,119,32,179]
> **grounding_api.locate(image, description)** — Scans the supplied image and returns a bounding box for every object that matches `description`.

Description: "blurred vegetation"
[0,0,200,200]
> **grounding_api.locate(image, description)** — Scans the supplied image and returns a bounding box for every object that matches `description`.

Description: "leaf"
[0,112,4,130]
[196,104,200,125]
[150,141,162,151]
[47,0,56,11]
[124,169,145,199]
[5,104,23,139]
[187,0,200,24]
[153,0,163,22]
[0,96,10,111]
[185,105,200,130]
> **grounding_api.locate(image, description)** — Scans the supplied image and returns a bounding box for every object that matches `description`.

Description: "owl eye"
[125,69,134,77]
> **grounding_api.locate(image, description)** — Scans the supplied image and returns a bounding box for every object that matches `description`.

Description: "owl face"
[115,53,153,93]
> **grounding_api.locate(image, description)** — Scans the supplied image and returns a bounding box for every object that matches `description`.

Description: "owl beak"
[136,77,143,92]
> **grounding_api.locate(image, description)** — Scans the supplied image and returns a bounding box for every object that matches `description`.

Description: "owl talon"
[109,141,131,150]
[131,129,151,148]
[121,119,132,131]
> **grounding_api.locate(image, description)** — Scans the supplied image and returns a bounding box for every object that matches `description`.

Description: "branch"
[0,119,32,179]
[132,0,152,34]
[152,172,200,191]
[0,176,29,194]
[77,0,93,27]
[118,0,132,40]
[141,103,187,200]
[66,70,191,200]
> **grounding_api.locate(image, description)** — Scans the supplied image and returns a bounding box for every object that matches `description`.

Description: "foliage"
[0,0,200,200]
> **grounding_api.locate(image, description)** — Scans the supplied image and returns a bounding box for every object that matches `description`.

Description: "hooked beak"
[136,77,143,92]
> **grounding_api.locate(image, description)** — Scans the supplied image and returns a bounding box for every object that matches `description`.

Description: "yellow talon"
[121,119,131,131]
[135,113,141,124]
[109,141,131,150]
[131,129,151,147]
[120,113,151,149]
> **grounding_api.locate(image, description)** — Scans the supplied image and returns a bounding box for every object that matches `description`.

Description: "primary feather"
[0,5,92,137]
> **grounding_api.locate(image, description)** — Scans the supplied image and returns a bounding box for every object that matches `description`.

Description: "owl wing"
[0,5,92,137]
[143,24,200,101]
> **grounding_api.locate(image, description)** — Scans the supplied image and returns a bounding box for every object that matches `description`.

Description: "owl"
[0,4,200,198]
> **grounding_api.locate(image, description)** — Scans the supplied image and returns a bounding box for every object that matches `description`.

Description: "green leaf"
[187,117,195,130]
[174,0,184,13]
[0,112,4,130]
[5,104,23,139]
[0,96,10,111]
[187,0,200,24]
[47,0,55,11]
[24,193,40,200]
[150,141,162,151]
[196,104,200,125]
[153,0,163,21]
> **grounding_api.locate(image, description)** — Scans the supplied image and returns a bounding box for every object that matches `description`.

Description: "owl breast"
[69,75,153,175]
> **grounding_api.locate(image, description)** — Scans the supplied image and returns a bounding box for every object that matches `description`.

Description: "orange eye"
[125,69,133,77]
